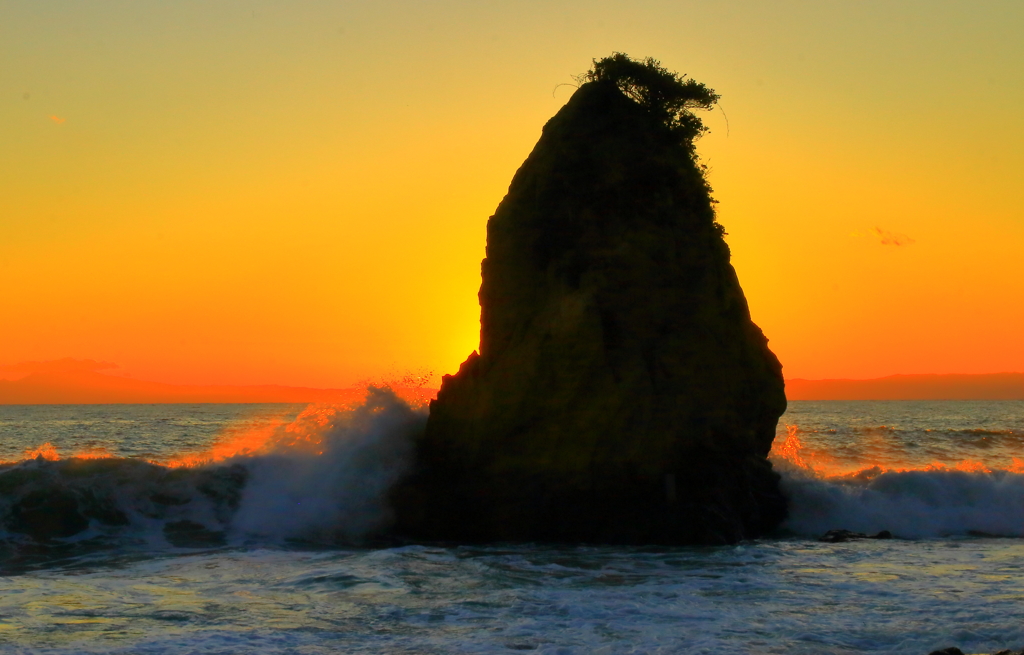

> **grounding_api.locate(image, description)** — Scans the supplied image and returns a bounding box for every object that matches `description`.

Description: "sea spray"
[230,386,425,542]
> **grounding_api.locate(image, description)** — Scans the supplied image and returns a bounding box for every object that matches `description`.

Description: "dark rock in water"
[6,481,130,540]
[150,492,192,507]
[4,462,131,540]
[818,529,893,543]
[9,488,89,540]
[163,520,226,548]
[394,70,787,545]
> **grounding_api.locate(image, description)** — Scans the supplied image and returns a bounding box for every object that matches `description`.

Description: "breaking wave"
[772,425,1024,538]
[4,398,1023,561]
[0,387,426,558]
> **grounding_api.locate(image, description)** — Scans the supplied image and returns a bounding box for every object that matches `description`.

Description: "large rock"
[394,78,787,544]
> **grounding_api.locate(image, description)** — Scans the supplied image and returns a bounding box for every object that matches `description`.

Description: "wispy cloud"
[851,226,916,247]
[48,115,66,124]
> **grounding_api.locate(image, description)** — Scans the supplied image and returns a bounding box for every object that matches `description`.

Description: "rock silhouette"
[394,58,787,544]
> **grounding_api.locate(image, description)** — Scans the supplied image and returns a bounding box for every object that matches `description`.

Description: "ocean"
[1,397,1022,654]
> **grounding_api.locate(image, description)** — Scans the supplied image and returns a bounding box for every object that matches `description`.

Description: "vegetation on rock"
[578,53,720,152]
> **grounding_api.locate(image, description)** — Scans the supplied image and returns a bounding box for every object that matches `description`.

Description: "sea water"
[0,398,1022,654]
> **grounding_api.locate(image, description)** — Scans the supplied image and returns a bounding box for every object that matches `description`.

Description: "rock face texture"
[394,79,787,544]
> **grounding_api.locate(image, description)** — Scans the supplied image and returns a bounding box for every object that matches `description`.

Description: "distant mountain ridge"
[0,369,434,405]
[785,373,1024,400]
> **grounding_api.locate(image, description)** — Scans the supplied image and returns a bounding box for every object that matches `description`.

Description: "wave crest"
[772,424,1024,538]
[0,387,426,557]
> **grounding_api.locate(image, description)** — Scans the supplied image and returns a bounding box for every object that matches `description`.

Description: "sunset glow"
[2,1,1021,387]
[4,441,113,464]
[770,424,1024,479]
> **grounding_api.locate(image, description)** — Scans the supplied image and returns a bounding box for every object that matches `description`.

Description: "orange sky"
[2,1,1022,387]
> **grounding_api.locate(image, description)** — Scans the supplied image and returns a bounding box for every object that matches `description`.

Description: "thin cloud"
[48,115,66,124]
[851,227,916,247]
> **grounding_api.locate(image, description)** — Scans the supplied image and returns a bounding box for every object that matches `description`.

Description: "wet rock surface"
[394,79,787,544]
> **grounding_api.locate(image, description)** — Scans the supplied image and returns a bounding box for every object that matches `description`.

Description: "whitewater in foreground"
[0,397,1022,654]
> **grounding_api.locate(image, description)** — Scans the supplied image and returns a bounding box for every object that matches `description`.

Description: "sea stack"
[394,55,787,544]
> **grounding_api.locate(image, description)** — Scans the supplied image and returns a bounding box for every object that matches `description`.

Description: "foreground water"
[0,399,1022,654]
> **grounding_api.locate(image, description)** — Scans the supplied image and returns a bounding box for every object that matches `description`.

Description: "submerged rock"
[9,488,90,540]
[818,529,893,543]
[394,59,787,544]
[163,520,226,548]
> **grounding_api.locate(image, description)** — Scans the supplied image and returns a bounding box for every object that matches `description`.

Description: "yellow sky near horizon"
[2,0,1022,387]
